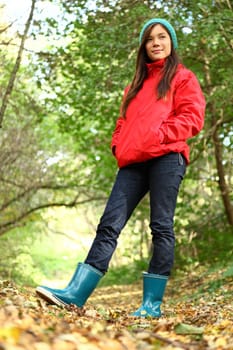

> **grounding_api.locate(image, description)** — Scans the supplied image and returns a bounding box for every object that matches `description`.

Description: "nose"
[152,38,159,46]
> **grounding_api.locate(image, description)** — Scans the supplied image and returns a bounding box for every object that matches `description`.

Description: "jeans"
[85,152,186,275]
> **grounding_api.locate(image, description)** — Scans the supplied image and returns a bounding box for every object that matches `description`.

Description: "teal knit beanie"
[139,18,178,49]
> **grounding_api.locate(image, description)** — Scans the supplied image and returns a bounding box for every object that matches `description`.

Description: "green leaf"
[174,323,204,335]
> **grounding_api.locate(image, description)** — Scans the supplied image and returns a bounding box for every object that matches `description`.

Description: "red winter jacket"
[111,59,206,168]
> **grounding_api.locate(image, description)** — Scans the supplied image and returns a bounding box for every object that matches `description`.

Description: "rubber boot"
[37,262,83,296]
[36,263,103,307]
[132,272,168,318]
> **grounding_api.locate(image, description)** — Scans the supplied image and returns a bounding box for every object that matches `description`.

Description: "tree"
[0,0,36,127]
[177,0,233,226]
[0,0,106,236]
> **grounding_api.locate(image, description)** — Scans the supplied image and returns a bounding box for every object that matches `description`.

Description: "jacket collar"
[146,58,165,75]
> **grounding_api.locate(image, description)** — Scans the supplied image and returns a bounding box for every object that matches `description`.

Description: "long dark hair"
[121,24,180,117]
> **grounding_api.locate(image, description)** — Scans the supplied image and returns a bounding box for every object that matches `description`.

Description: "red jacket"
[111,59,206,168]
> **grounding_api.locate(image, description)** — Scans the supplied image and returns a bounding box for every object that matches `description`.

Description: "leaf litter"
[0,267,232,350]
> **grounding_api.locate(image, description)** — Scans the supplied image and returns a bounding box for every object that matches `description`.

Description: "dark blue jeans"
[85,152,186,276]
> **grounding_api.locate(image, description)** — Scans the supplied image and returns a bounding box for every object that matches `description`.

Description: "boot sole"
[36,287,68,307]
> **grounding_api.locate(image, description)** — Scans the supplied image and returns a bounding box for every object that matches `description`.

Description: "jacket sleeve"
[159,70,206,143]
[111,86,129,153]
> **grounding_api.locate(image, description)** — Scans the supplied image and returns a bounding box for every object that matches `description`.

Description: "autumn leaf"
[0,326,21,344]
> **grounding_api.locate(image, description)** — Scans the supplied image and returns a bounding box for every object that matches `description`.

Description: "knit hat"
[139,18,178,49]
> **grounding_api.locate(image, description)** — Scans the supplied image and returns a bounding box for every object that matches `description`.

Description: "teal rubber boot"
[132,272,168,318]
[36,263,103,307]
[36,262,83,296]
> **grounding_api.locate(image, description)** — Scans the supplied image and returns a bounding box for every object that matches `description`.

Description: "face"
[145,24,172,61]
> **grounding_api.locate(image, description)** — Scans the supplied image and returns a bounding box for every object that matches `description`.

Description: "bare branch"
[0,0,37,127]
[0,195,106,236]
[0,21,15,34]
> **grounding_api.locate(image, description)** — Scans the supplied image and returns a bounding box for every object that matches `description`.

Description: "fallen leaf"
[174,322,204,335]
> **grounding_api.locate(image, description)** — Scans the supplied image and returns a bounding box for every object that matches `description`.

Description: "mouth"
[152,50,162,54]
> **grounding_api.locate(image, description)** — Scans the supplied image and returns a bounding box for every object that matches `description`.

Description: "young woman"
[36,18,206,317]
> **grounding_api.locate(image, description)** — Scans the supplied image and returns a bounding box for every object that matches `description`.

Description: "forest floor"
[0,265,233,350]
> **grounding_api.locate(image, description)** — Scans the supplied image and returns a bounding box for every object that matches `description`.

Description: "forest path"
[0,266,232,349]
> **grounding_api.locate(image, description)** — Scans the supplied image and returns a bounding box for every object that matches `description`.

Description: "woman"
[36,18,206,317]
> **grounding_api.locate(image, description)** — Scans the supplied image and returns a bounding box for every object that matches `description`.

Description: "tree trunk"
[212,121,233,226]
[203,57,233,226]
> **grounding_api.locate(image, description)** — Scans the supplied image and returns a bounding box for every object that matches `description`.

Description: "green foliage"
[0,221,86,286]
[0,224,44,285]
[174,224,233,273]
[223,263,233,279]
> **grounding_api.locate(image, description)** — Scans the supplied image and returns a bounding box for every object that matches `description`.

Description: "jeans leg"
[85,163,149,273]
[148,153,186,275]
